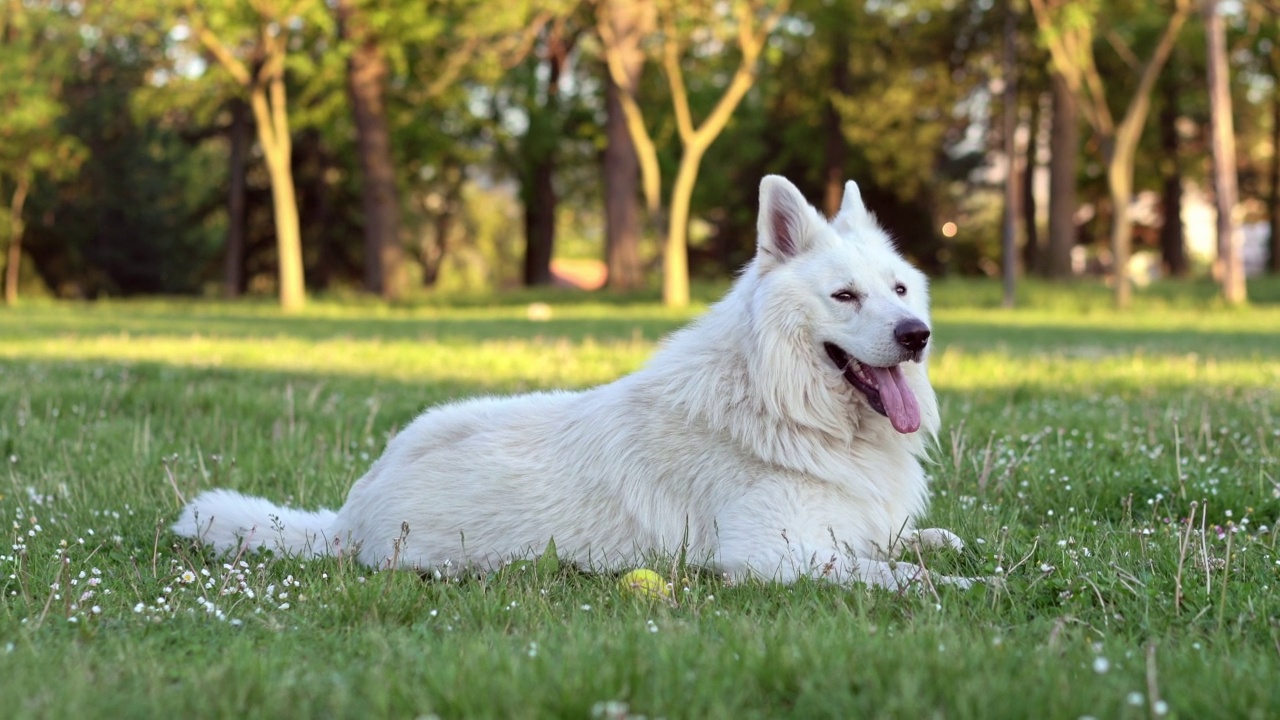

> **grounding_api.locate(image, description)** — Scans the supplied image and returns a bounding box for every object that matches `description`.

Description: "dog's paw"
[912,527,966,552]
[934,573,985,590]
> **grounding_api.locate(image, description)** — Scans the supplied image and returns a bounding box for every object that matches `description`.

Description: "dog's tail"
[172,489,339,559]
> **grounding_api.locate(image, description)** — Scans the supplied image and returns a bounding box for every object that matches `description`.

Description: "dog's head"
[750,175,936,436]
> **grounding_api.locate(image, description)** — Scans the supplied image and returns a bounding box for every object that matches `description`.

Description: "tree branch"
[661,4,694,145]
[1116,0,1192,144]
[422,36,484,99]
[189,11,252,87]
[1028,0,1111,136]
[685,0,788,149]
[597,0,662,212]
[1104,29,1141,73]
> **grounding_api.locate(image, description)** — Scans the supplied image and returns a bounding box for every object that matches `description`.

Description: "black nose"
[894,319,930,353]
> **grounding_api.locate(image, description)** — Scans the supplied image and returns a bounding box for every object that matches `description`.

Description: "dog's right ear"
[757,175,820,265]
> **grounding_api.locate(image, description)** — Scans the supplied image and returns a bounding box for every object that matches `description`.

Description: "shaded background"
[1,0,1277,307]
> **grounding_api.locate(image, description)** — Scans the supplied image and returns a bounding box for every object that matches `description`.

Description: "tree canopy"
[3,0,1276,307]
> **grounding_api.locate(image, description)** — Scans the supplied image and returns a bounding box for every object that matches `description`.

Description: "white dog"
[173,176,976,590]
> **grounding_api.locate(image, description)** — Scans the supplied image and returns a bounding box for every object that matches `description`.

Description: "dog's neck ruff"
[823,343,921,434]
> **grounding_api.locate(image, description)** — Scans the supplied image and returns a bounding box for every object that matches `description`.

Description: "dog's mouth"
[823,342,921,434]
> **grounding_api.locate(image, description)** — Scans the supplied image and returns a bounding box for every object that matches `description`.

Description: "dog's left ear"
[831,180,870,234]
[757,175,822,265]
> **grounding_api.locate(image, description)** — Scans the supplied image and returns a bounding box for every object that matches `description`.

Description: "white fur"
[172,176,976,590]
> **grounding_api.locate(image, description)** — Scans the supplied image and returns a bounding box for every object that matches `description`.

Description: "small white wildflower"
[1127,692,1144,706]
[1153,700,1169,716]
[1092,657,1110,674]
[179,570,196,584]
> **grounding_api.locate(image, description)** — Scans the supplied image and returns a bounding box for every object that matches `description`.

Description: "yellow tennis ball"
[619,569,669,599]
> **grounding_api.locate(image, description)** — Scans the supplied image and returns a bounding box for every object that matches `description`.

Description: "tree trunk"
[1158,64,1186,277]
[224,98,250,297]
[193,14,304,309]
[822,25,851,217]
[340,0,404,301]
[1271,59,1280,275]
[664,144,708,307]
[601,0,647,291]
[423,203,452,287]
[1045,72,1077,279]
[250,77,306,312]
[1021,93,1041,276]
[523,159,557,286]
[521,27,567,288]
[1107,145,1135,310]
[420,162,463,288]
[1203,0,1246,304]
[4,174,29,306]
[1000,0,1019,308]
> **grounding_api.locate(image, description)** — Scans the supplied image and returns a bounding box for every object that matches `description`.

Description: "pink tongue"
[869,365,920,433]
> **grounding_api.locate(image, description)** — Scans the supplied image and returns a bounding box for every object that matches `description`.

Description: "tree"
[818,3,851,218]
[1044,70,1079,278]
[516,18,579,287]
[186,0,321,312]
[1029,0,1192,309]
[0,0,85,305]
[1269,33,1280,275]
[335,0,405,301]
[600,0,789,307]
[1000,0,1020,308]
[1272,47,1280,275]
[598,0,652,291]
[224,98,251,296]
[1157,55,1186,277]
[1202,0,1245,304]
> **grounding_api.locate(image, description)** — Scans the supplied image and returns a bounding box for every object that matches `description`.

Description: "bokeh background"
[0,0,1276,309]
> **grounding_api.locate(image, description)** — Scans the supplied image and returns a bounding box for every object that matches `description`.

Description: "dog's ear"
[831,180,870,234]
[757,175,820,264]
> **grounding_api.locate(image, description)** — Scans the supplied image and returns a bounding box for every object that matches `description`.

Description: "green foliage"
[0,285,1278,717]
[23,45,224,296]
[3,0,1277,298]
[0,2,86,180]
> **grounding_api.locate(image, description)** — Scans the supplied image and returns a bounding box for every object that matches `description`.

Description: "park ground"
[0,278,1278,719]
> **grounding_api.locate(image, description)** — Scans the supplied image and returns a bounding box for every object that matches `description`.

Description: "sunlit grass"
[1,280,1278,718]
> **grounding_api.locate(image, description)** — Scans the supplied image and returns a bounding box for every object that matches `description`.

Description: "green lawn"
[1,279,1278,719]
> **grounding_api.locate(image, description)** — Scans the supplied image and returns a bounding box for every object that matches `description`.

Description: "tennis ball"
[619,569,669,599]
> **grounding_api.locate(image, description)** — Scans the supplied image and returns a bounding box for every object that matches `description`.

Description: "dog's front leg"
[851,557,976,591]
[909,527,966,552]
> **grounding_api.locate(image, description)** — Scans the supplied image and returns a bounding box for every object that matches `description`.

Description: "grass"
[1,277,1278,719]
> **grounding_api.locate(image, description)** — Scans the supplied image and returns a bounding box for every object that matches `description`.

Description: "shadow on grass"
[936,319,1280,358]
[1,308,695,344]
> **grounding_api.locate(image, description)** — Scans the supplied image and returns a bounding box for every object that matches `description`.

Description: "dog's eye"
[894,283,907,296]
[831,290,859,303]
